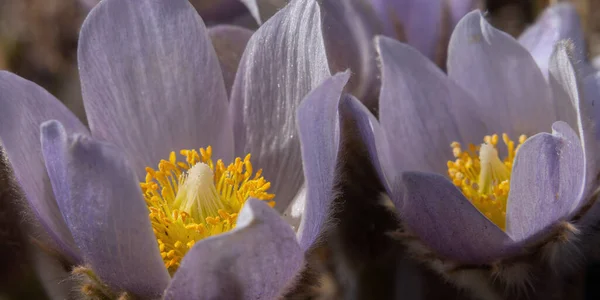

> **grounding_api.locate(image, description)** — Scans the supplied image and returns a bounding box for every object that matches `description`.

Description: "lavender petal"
[447,0,477,28]
[0,71,86,263]
[78,0,233,179]
[518,3,585,78]
[550,42,600,216]
[377,36,487,175]
[296,71,350,250]
[229,0,330,212]
[448,11,554,137]
[506,121,584,241]
[164,199,302,299]
[60,135,169,297]
[239,0,287,25]
[370,0,442,59]
[401,172,514,263]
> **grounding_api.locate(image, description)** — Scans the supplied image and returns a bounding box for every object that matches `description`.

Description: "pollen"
[447,134,527,230]
[140,146,275,275]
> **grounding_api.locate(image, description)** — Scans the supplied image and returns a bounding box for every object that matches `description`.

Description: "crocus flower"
[0,0,332,298]
[300,4,599,294]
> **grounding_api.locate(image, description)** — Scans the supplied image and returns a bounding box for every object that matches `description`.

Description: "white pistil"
[478,143,510,195]
[172,163,223,221]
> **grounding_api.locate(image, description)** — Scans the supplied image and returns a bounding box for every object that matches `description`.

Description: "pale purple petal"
[240,0,261,24]
[446,0,477,27]
[550,43,600,218]
[583,71,600,142]
[580,61,598,79]
[61,135,169,297]
[208,25,253,97]
[377,36,487,175]
[40,121,77,255]
[506,121,584,241]
[282,185,306,231]
[518,3,585,78]
[239,0,287,25]
[448,11,555,137]
[0,71,86,263]
[401,172,514,264]
[164,199,302,299]
[319,0,381,109]
[229,0,330,212]
[371,0,442,59]
[296,71,350,250]
[581,70,600,224]
[79,0,233,179]
[548,42,579,131]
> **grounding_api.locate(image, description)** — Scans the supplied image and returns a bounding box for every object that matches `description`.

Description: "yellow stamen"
[447,134,527,230]
[141,146,275,275]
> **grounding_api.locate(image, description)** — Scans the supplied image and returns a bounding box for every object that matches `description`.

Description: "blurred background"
[0,0,598,299]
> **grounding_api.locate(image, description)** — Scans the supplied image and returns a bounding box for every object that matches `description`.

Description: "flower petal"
[229,0,330,212]
[240,0,261,24]
[319,0,380,108]
[447,0,477,27]
[506,121,584,241]
[401,172,514,263]
[518,3,585,78]
[448,11,554,137]
[282,184,306,231]
[208,25,253,97]
[40,121,78,254]
[370,0,443,59]
[296,71,350,250]
[548,42,579,132]
[581,70,600,224]
[0,71,86,263]
[60,135,169,297]
[583,71,600,134]
[78,0,233,178]
[239,0,287,25]
[377,36,487,175]
[549,42,600,218]
[164,199,302,299]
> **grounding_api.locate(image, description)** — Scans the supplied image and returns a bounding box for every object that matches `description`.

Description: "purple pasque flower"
[242,0,383,109]
[0,0,331,298]
[241,0,477,112]
[244,0,478,62]
[300,6,598,269]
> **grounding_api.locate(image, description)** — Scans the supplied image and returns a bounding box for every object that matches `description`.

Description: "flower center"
[447,134,527,230]
[140,146,275,275]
